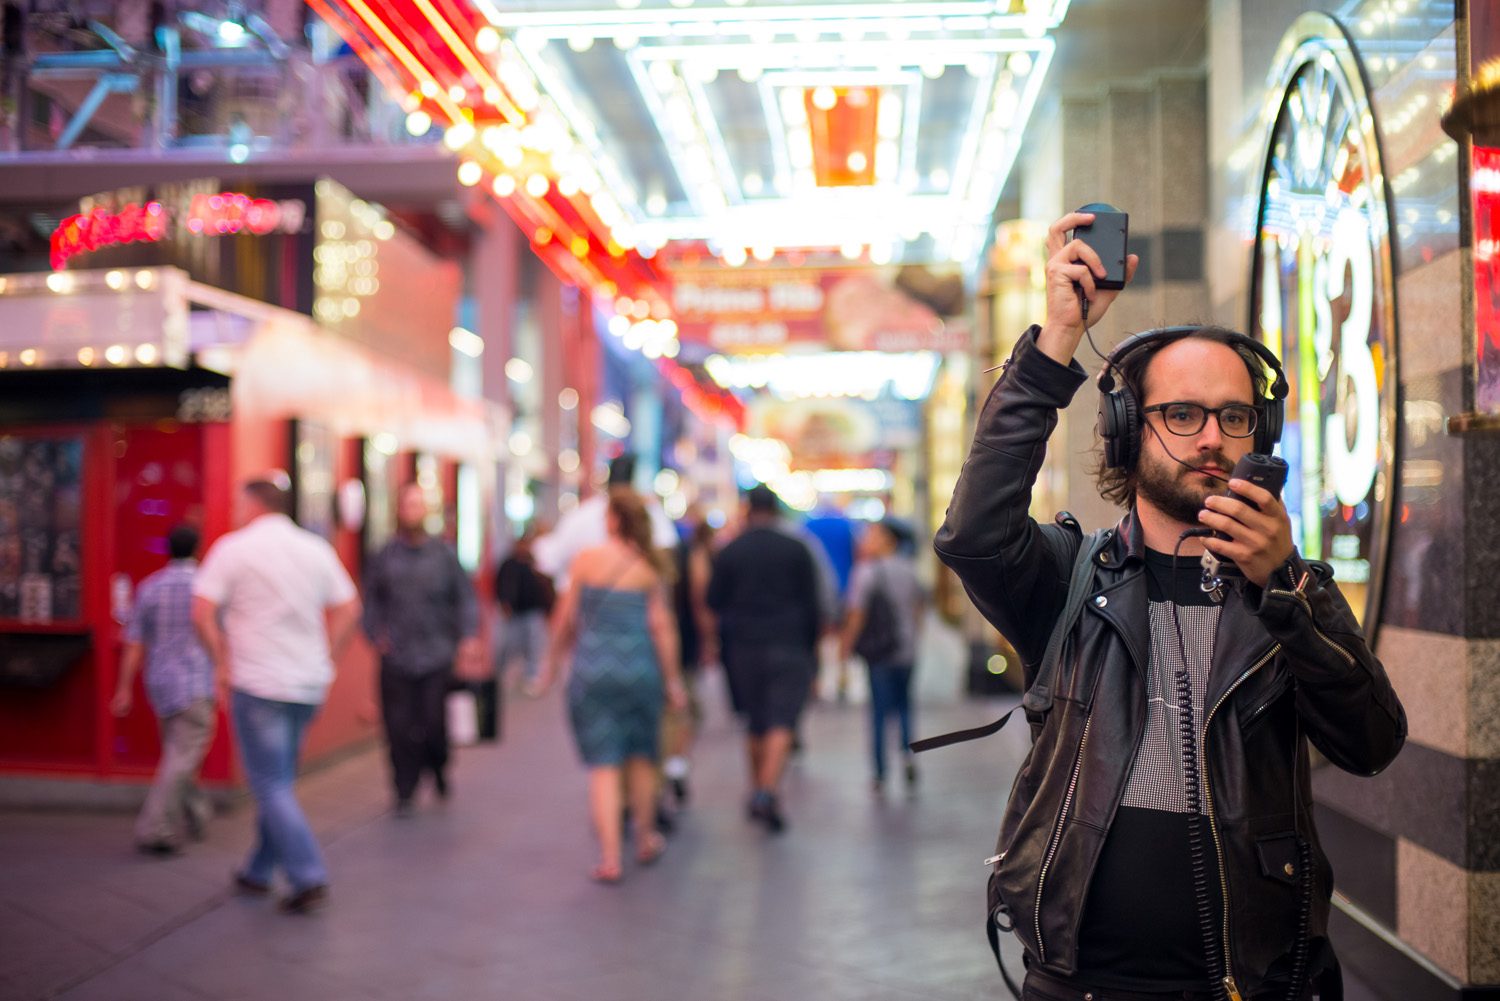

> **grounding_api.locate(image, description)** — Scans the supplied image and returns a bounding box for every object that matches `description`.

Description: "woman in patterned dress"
[532,489,687,882]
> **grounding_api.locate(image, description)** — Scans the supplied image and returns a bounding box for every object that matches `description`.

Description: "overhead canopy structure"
[313,0,1069,295]
[0,266,496,460]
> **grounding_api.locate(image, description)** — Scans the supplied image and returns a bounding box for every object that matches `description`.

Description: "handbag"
[446,686,479,746]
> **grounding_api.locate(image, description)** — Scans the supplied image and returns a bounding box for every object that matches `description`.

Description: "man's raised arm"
[933,212,1138,665]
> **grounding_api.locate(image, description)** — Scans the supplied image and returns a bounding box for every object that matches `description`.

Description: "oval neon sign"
[1248,13,1398,633]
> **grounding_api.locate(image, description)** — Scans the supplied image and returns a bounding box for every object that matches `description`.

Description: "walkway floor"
[3,672,1033,1001]
[2,672,1381,1001]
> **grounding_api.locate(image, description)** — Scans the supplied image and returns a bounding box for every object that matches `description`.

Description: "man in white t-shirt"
[192,476,360,914]
[533,453,677,585]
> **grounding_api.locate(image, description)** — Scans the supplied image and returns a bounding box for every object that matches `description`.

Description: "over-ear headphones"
[1096,326,1288,470]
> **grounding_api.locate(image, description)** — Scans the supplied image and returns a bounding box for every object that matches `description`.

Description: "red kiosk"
[0,181,500,798]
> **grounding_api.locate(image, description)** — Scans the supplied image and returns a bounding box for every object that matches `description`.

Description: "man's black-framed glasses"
[1142,402,1259,438]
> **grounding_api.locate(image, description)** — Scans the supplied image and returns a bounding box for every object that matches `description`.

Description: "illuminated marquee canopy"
[313,0,1068,286]
[1249,13,1398,632]
[480,0,1065,268]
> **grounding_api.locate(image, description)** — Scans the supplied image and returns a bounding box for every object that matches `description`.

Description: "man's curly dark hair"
[1093,325,1273,510]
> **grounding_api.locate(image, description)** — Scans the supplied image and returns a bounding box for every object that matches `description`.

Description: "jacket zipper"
[1202,643,1281,1001]
[1206,580,1346,998]
[1265,589,1358,669]
[1032,710,1092,963]
[1242,673,1292,730]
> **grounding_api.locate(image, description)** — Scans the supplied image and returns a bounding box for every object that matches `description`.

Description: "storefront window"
[1471,145,1500,414]
[0,435,84,623]
[362,438,395,555]
[291,419,337,541]
[1469,5,1500,416]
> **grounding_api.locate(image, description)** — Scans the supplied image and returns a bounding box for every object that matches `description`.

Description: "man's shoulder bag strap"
[908,526,1112,753]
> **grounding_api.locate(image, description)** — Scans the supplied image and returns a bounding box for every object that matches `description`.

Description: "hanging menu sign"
[670,265,969,354]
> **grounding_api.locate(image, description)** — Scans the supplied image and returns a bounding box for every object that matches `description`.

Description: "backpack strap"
[1021,526,1112,716]
[909,526,1112,753]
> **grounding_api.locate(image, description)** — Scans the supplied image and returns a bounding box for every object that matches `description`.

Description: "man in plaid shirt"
[112,524,217,855]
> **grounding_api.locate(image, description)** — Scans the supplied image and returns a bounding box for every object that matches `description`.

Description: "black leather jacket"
[935,328,1406,999]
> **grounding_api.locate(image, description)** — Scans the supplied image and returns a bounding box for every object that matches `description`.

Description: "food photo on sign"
[749,396,881,466]
[670,261,969,355]
[822,268,963,353]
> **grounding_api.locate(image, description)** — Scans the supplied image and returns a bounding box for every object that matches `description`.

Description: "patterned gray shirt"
[1120,601,1222,814]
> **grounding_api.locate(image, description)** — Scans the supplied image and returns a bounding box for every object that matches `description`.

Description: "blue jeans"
[495,610,549,683]
[867,663,914,781]
[230,691,328,891]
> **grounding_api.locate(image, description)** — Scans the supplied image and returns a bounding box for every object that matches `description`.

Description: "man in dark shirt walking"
[494,528,554,691]
[708,484,824,832]
[363,483,480,815]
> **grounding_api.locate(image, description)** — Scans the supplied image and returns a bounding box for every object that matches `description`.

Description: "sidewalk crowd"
[108,454,928,906]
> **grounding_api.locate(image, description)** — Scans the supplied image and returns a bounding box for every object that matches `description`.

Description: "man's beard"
[1135,446,1232,525]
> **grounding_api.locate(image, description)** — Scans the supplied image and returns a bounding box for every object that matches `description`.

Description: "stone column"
[1054,72,1212,533]
[474,208,520,538]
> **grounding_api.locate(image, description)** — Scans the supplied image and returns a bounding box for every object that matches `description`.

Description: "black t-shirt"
[707,525,822,648]
[495,556,553,614]
[674,540,702,672]
[1074,548,1224,992]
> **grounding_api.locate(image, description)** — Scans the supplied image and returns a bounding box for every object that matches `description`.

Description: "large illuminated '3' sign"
[1324,207,1379,508]
[1249,14,1397,632]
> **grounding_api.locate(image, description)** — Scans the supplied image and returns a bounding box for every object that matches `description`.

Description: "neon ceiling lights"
[804,85,878,187]
[313,0,670,312]
[480,0,1067,267]
[478,2,1069,33]
[704,351,940,401]
[316,0,1065,292]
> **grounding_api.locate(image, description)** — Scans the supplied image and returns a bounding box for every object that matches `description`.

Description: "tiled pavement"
[1,670,1035,1001]
[2,670,1381,1001]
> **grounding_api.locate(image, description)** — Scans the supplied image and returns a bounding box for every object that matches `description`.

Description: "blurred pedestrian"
[531,491,687,883]
[663,507,716,808]
[708,484,824,833]
[840,519,925,792]
[111,524,216,855]
[362,483,481,816]
[192,476,360,914]
[778,518,839,754]
[494,527,554,692]
[803,509,855,703]
[534,453,677,586]
[804,507,856,598]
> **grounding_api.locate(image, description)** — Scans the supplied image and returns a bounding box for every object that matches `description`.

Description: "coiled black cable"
[1171,538,1316,1001]
[1172,535,1228,1001]
[1284,836,1314,1000]
[1285,720,1315,1001]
